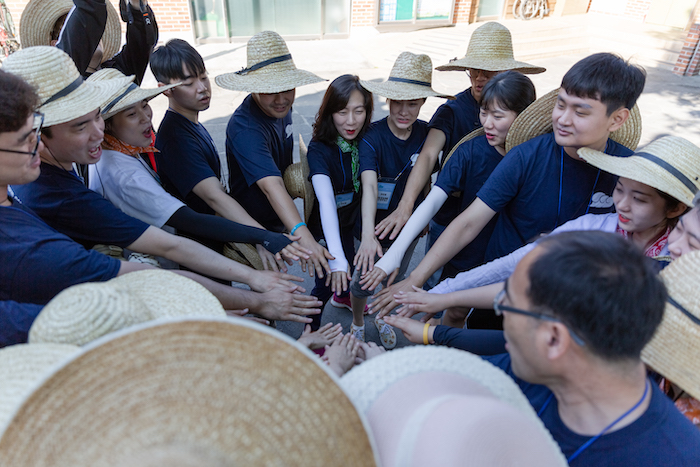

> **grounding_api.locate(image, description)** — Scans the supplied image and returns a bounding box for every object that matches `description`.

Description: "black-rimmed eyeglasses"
[493,288,586,346]
[0,112,44,157]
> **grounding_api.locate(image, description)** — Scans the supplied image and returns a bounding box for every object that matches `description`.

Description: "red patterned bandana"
[616,225,670,258]
[102,133,158,158]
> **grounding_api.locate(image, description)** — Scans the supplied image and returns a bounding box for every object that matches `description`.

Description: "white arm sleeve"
[373,187,449,275]
[311,174,349,273]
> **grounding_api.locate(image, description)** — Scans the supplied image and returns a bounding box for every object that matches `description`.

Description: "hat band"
[102,83,139,115]
[668,296,700,326]
[42,76,83,107]
[636,152,699,195]
[235,54,292,76]
[388,76,431,87]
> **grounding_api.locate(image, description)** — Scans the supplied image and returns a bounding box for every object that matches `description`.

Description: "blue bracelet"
[290,222,307,236]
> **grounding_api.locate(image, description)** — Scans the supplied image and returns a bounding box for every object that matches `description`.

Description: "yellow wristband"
[423,322,431,345]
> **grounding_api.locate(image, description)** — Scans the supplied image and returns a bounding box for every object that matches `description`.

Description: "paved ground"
[143,19,700,347]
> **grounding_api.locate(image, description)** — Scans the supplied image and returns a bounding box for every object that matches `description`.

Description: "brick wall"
[452,0,472,23]
[674,9,700,76]
[351,0,376,27]
[589,0,649,20]
[622,0,651,21]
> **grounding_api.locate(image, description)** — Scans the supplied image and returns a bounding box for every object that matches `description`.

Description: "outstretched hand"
[394,286,446,320]
[368,277,417,319]
[374,205,411,241]
[383,315,434,345]
[297,322,343,350]
[322,333,360,376]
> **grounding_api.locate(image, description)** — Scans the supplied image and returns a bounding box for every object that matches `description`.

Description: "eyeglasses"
[493,288,586,347]
[0,112,44,157]
[467,69,498,80]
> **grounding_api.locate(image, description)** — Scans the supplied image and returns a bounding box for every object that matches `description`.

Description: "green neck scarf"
[336,135,360,193]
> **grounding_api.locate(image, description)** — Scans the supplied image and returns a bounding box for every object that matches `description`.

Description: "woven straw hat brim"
[28,282,147,346]
[0,343,79,434]
[642,251,700,401]
[110,270,226,319]
[20,0,121,63]
[223,242,264,271]
[436,58,545,74]
[359,79,453,101]
[0,318,379,467]
[578,137,700,207]
[442,128,485,167]
[505,88,643,153]
[215,68,325,94]
[102,83,180,120]
[284,134,315,222]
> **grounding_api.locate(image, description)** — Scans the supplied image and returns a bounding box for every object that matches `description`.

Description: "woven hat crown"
[245,30,297,75]
[465,22,515,63]
[638,136,700,198]
[389,52,434,85]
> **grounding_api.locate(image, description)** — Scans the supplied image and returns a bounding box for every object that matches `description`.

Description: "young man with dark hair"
[485,231,700,464]
[372,53,646,317]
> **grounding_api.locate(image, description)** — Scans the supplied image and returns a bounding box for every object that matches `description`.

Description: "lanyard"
[538,380,650,463]
[377,140,425,181]
[556,146,602,229]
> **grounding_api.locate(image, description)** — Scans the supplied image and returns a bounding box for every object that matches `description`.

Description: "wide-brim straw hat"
[214,30,325,94]
[223,242,264,271]
[284,134,315,222]
[360,52,454,101]
[436,22,545,74]
[0,343,79,433]
[642,251,700,400]
[0,318,379,466]
[87,68,181,120]
[441,127,485,167]
[505,87,642,153]
[20,0,121,64]
[578,136,700,208]
[2,46,133,126]
[341,346,566,466]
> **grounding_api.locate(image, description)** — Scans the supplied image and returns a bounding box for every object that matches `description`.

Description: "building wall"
[351,0,376,27]
[674,7,700,75]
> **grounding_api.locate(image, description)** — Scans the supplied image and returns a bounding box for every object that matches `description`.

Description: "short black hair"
[561,53,646,115]
[312,74,373,145]
[480,70,536,116]
[0,71,38,133]
[527,231,666,361]
[150,39,206,84]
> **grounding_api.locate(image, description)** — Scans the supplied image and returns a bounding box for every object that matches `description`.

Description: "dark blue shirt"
[478,133,632,261]
[429,88,482,227]
[434,134,502,271]
[0,199,120,305]
[155,110,222,216]
[225,94,293,232]
[359,117,429,246]
[12,163,149,249]
[485,353,700,466]
[0,301,43,347]
[308,139,359,231]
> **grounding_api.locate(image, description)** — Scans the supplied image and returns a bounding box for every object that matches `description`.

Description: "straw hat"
[341,346,566,466]
[223,242,264,271]
[19,0,121,64]
[579,136,700,208]
[0,318,379,467]
[87,68,181,120]
[28,282,147,346]
[0,343,79,433]
[2,46,133,126]
[436,22,545,74]
[441,127,485,167]
[214,30,325,94]
[109,270,226,319]
[505,88,642,152]
[360,52,454,101]
[284,134,315,222]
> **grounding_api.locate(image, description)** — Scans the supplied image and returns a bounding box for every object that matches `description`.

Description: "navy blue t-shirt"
[0,300,43,347]
[434,134,502,271]
[155,110,221,216]
[12,163,149,249]
[485,353,700,466]
[429,88,482,227]
[307,139,360,232]
[0,200,120,305]
[359,117,429,246]
[478,133,632,261]
[226,94,293,232]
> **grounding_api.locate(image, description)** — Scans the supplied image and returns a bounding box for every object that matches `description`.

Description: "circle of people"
[0,0,699,465]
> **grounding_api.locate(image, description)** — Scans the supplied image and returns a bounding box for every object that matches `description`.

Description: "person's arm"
[353,171,383,278]
[374,128,446,240]
[394,282,503,318]
[257,175,333,278]
[370,198,496,318]
[126,226,303,293]
[192,177,266,229]
[311,174,350,293]
[361,186,448,290]
[55,0,106,75]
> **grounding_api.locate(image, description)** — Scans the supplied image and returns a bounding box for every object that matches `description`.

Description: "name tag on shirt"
[335,192,354,208]
[377,178,397,210]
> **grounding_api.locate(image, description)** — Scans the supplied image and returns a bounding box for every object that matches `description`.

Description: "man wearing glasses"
[484,231,700,465]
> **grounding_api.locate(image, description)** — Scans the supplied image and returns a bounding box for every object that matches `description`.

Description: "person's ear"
[541,322,571,361]
[607,107,629,133]
[49,39,58,46]
[667,201,689,220]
